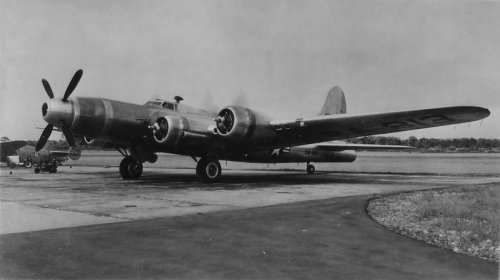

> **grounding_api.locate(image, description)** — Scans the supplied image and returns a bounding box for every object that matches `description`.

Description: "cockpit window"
[163,102,175,110]
[144,99,177,110]
[145,100,164,107]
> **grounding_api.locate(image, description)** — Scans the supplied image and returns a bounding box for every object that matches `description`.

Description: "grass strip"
[367,184,499,263]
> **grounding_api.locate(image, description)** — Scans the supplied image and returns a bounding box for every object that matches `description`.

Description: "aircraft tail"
[318,86,346,115]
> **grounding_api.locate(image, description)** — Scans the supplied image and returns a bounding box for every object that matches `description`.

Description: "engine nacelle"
[151,115,184,147]
[214,106,275,145]
[214,106,255,142]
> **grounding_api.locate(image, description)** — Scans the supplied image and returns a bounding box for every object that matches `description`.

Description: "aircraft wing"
[270,106,489,143]
[0,140,27,152]
[0,140,27,162]
[314,142,414,151]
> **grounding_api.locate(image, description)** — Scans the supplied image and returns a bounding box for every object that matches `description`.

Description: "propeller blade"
[62,69,83,102]
[42,79,54,99]
[36,124,53,151]
[60,120,76,147]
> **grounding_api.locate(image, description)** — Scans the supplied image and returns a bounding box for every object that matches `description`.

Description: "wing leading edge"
[270,106,489,144]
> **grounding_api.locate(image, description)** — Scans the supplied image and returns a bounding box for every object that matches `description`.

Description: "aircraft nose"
[42,99,74,127]
[42,103,48,117]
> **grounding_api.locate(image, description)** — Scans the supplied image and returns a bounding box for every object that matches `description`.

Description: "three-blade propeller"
[36,70,83,152]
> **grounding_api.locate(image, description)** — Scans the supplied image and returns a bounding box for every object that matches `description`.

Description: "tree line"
[347,136,500,152]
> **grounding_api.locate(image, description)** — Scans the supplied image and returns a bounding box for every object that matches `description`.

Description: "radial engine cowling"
[215,106,254,142]
[213,106,276,144]
[152,116,184,147]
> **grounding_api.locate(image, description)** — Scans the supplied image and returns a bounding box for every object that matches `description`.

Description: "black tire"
[306,164,315,175]
[10,163,16,169]
[34,167,41,174]
[120,156,143,179]
[49,166,57,173]
[196,158,221,183]
[24,160,33,168]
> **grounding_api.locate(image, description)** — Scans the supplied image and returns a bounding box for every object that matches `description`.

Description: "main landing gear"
[196,158,221,183]
[120,156,143,179]
[306,163,315,175]
[34,159,58,174]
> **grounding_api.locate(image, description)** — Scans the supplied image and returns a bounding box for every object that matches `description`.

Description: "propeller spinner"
[36,70,82,152]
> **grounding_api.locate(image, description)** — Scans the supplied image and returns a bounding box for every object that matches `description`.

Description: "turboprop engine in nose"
[42,99,74,127]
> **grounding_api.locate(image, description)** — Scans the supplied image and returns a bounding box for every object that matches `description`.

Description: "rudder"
[318,86,346,115]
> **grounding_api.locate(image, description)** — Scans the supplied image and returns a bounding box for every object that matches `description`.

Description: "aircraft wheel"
[120,156,143,179]
[49,166,57,173]
[24,160,33,168]
[196,158,221,183]
[10,163,16,169]
[306,164,315,175]
[34,167,41,174]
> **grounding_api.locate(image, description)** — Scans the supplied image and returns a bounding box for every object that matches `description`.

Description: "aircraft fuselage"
[43,97,287,159]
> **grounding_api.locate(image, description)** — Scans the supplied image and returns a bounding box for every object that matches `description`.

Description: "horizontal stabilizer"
[315,141,415,151]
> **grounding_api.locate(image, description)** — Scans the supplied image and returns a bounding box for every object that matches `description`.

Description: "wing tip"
[469,106,490,120]
[447,106,490,121]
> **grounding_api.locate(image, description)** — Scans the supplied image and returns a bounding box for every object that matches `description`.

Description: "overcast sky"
[1,0,499,140]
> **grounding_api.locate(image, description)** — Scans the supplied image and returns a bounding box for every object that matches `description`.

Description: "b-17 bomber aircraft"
[36,70,490,182]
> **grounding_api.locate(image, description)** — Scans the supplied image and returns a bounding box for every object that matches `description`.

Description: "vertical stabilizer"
[318,86,346,115]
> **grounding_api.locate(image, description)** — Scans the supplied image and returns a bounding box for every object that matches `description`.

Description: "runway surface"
[1,165,499,234]
[1,157,499,279]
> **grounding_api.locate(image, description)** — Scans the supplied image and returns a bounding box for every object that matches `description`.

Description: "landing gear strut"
[196,158,221,183]
[306,163,315,175]
[120,156,143,179]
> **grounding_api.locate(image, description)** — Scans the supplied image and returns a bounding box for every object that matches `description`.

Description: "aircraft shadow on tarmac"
[132,171,376,189]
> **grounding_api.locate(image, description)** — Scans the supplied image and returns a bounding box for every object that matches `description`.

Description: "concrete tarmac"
[1,165,499,234]
[0,165,499,279]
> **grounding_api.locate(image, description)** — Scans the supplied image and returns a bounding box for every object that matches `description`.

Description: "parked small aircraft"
[1,139,80,172]
[19,145,80,173]
[36,70,490,182]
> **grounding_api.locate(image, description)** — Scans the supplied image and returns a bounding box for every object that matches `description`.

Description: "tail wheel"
[120,156,143,179]
[306,164,315,175]
[196,158,221,183]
